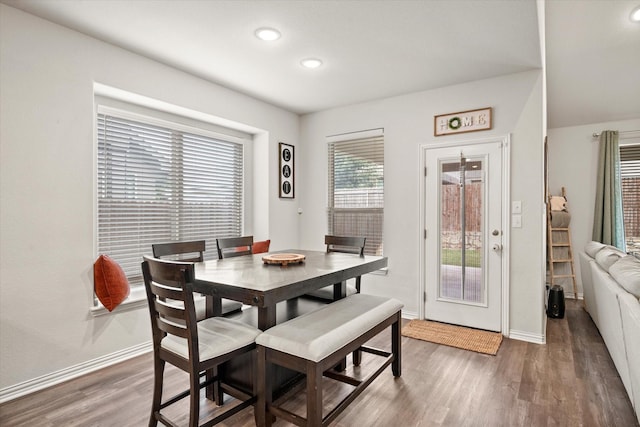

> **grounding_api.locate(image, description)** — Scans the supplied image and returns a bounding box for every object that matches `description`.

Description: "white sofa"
[580,241,640,423]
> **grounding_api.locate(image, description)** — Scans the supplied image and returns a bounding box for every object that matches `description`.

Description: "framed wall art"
[279,142,295,198]
[434,107,492,136]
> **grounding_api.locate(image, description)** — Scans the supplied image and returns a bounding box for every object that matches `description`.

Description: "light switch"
[512,214,522,228]
[512,201,522,214]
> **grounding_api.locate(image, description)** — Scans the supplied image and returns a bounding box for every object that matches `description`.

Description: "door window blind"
[328,130,384,256]
[97,111,244,287]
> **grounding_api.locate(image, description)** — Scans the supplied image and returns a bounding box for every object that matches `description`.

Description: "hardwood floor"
[1,299,637,426]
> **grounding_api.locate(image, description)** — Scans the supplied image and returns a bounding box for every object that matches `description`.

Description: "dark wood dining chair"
[152,240,242,316]
[304,235,367,301]
[216,236,253,259]
[142,256,261,427]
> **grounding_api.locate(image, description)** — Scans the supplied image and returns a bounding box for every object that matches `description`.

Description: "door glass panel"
[439,156,484,303]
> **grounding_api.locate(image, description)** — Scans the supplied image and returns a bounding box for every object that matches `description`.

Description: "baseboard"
[0,341,152,404]
[509,329,546,344]
[401,310,418,320]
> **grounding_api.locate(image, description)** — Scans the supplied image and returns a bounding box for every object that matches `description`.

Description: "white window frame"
[327,128,384,256]
[620,140,640,256]
[91,95,251,314]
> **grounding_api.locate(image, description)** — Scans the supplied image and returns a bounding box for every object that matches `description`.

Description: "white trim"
[326,128,384,143]
[509,329,546,344]
[93,82,260,136]
[418,135,511,336]
[0,342,152,404]
[501,135,511,337]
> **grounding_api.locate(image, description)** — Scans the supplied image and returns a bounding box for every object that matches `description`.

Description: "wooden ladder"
[547,187,578,298]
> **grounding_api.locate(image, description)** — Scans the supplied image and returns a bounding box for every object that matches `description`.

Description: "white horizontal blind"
[620,144,640,254]
[97,112,244,287]
[328,130,384,256]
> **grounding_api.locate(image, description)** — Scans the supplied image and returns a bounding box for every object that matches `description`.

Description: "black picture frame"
[279,142,295,198]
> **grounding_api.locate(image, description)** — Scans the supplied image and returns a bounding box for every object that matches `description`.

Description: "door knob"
[492,243,502,252]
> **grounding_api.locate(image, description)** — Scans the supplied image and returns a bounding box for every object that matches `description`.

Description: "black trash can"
[547,285,565,319]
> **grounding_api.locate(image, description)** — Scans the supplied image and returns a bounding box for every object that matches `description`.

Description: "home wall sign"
[279,142,295,198]
[434,107,492,136]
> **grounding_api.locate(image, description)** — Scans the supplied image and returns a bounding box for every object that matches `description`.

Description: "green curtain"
[592,130,626,249]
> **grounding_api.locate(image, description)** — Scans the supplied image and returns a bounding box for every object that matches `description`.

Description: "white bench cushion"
[256,294,403,362]
[162,317,260,361]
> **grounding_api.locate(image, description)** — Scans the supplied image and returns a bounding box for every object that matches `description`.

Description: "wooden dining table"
[192,249,388,402]
[193,249,388,331]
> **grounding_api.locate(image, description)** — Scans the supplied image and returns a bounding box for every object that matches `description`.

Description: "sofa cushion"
[618,292,640,421]
[610,255,640,298]
[591,262,634,400]
[585,241,606,258]
[595,246,626,272]
[579,252,598,322]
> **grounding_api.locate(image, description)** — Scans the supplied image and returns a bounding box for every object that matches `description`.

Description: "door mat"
[401,320,503,355]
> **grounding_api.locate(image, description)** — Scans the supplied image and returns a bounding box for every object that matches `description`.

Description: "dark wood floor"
[1,299,637,426]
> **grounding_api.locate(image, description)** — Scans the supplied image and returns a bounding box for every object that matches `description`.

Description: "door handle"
[492,243,502,252]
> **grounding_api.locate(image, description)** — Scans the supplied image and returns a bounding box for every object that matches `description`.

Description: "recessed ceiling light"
[301,58,323,69]
[255,27,281,41]
[631,6,640,22]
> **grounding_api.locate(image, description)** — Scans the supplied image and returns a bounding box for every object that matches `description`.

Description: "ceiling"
[2,0,639,128]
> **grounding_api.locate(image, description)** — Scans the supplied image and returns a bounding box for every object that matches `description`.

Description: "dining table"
[192,249,388,401]
[193,249,388,331]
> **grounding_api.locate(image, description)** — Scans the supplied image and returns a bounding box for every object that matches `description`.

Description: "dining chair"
[152,240,242,317]
[142,256,261,427]
[216,236,254,259]
[304,235,367,301]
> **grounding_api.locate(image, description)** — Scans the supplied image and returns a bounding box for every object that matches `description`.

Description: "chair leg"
[149,356,165,427]
[189,370,200,427]
[392,313,401,377]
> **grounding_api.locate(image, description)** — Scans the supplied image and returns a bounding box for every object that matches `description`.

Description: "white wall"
[0,5,299,391]
[299,70,546,341]
[547,117,640,297]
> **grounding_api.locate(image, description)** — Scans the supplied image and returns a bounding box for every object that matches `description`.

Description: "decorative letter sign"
[279,142,295,198]
[434,107,492,136]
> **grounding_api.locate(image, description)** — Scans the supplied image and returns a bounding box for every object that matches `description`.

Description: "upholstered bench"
[255,293,403,427]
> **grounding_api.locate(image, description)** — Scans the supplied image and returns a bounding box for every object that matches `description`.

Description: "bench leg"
[392,312,401,377]
[307,360,323,427]
[255,346,272,427]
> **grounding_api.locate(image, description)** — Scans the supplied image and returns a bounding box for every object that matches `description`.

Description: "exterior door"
[424,140,504,332]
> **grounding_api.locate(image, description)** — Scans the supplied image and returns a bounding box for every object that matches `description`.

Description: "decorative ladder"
[547,187,578,298]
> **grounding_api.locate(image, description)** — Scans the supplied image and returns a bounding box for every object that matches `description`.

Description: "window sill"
[90,287,147,317]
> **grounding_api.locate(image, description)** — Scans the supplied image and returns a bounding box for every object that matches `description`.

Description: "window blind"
[97,112,244,287]
[328,130,384,256]
[620,144,640,253]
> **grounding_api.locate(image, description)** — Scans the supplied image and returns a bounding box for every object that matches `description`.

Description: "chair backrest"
[325,235,366,256]
[152,240,205,263]
[216,236,254,259]
[142,256,199,362]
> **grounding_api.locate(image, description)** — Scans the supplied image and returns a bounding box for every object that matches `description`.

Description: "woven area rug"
[402,320,503,355]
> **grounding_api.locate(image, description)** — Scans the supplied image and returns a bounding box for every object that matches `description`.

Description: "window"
[97,107,246,289]
[328,129,384,256]
[620,143,640,255]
